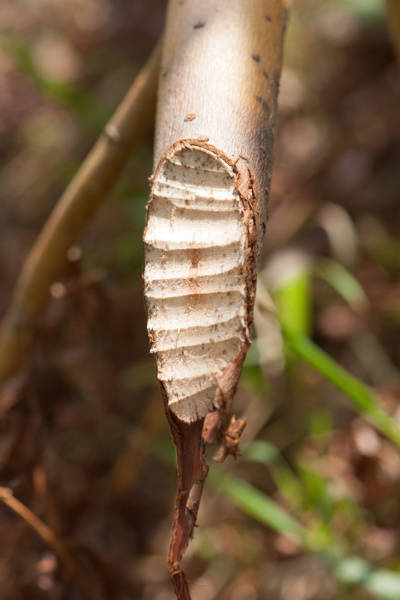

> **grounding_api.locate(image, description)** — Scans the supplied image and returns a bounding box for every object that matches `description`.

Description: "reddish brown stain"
[184,113,197,122]
[252,53,261,63]
[264,14,272,22]
[188,249,201,295]
[190,249,200,270]
[202,411,220,444]
[193,21,205,29]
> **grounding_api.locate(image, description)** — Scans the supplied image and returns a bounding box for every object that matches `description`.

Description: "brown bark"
[146,2,290,598]
[0,40,161,388]
[165,411,208,600]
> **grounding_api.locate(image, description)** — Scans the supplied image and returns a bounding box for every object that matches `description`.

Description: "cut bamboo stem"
[0,40,161,387]
[143,2,290,597]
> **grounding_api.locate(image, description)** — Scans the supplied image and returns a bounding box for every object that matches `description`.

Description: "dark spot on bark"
[193,21,205,29]
[190,249,200,269]
[184,113,196,122]
[252,53,261,63]
[264,187,269,194]
[264,14,272,22]
[260,145,267,153]
[262,71,269,79]
[273,70,281,94]
[161,67,168,78]
[256,96,269,113]
[186,506,195,520]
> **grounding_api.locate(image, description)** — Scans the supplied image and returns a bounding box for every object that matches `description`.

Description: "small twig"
[0,39,162,387]
[0,487,99,600]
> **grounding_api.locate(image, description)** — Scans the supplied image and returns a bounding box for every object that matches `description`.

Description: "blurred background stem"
[386,0,400,66]
[0,40,161,389]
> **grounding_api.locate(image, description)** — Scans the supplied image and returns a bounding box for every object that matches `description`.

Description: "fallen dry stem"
[0,39,162,387]
[0,487,99,600]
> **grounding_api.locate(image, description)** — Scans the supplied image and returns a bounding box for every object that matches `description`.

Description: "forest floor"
[1,1,400,599]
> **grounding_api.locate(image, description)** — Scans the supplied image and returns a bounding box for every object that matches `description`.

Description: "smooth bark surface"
[0,41,161,388]
[144,2,290,597]
[154,0,289,249]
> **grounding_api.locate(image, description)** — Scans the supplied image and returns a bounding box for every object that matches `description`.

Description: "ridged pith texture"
[144,141,249,422]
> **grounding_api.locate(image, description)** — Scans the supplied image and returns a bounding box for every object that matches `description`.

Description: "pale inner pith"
[144,144,247,422]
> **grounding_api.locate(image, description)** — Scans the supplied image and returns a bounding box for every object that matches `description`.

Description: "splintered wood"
[144,142,249,422]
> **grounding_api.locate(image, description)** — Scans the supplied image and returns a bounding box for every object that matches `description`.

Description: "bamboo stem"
[0,40,162,387]
[386,0,400,66]
[144,2,290,598]
[0,487,99,600]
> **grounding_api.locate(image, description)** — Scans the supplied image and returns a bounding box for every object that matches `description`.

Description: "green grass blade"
[154,438,400,599]
[209,467,400,599]
[328,555,400,600]
[274,270,311,335]
[207,467,304,542]
[282,325,400,447]
[7,37,108,133]
[242,440,304,510]
[315,257,368,310]
[344,0,385,22]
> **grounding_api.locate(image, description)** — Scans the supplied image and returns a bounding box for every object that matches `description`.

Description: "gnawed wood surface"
[144,142,251,423]
[144,1,290,598]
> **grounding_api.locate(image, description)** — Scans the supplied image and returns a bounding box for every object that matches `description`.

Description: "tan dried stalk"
[386,0,400,66]
[0,40,161,387]
[0,487,99,600]
[143,2,290,597]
